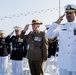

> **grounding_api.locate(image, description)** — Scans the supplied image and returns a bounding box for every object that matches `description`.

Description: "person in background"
[46,4,76,75]
[44,25,58,74]
[45,25,58,58]
[7,26,27,75]
[0,30,9,75]
[20,19,48,75]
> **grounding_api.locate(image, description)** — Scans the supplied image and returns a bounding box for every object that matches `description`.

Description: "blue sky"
[0,0,76,35]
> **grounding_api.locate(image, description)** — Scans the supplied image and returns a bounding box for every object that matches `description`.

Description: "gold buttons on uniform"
[70,30,72,32]
[68,37,70,39]
[68,44,70,46]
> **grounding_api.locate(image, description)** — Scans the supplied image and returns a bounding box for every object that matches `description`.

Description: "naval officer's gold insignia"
[18,38,23,42]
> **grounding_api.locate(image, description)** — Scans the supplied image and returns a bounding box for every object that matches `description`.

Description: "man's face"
[15,30,21,35]
[0,33,5,38]
[32,24,40,31]
[66,12,76,22]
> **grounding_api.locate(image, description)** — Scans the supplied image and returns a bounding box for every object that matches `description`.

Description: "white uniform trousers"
[0,56,8,75]
[44,56,58,74]
[12,60,22,75]
[59,68,76,75]
[44,56,55,72]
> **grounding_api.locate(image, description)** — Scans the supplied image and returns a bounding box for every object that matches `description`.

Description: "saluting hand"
[9,30,14,36]
[56,14,65,24]
[24,24,29,32]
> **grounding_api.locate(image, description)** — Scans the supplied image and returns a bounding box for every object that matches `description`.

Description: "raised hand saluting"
[56,14,65,24]
[23,24,29,32]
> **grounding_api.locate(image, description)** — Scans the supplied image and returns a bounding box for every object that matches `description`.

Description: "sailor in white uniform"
[46,4,76,75]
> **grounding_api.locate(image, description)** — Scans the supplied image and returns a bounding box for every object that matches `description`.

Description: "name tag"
[62,29,67,31]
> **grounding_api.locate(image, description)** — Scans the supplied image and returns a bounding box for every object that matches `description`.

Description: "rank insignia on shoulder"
[18,38,23,42]
[34,37,42,41]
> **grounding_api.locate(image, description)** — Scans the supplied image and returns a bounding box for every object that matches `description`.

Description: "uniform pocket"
[59,31,68,36]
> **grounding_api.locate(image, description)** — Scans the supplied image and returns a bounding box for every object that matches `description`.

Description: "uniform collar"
[33,30,41,33]
[67,20,76,23]
[67,20,76,26]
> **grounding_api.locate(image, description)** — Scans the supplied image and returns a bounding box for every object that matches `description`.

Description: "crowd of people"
[0,4,76,75]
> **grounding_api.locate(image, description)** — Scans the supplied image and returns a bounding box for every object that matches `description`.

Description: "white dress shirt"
[46,21,76,71]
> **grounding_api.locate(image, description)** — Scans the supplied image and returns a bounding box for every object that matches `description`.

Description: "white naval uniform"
[0,56,8,75]
[46,21,76,72]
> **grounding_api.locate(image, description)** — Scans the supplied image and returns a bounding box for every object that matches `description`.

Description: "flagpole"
[59,0,61,17]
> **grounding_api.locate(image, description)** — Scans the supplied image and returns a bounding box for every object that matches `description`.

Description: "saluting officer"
[46,4,76,75]
[0,30,9,75]
[7,26,27,75]
[20,20,48,75]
